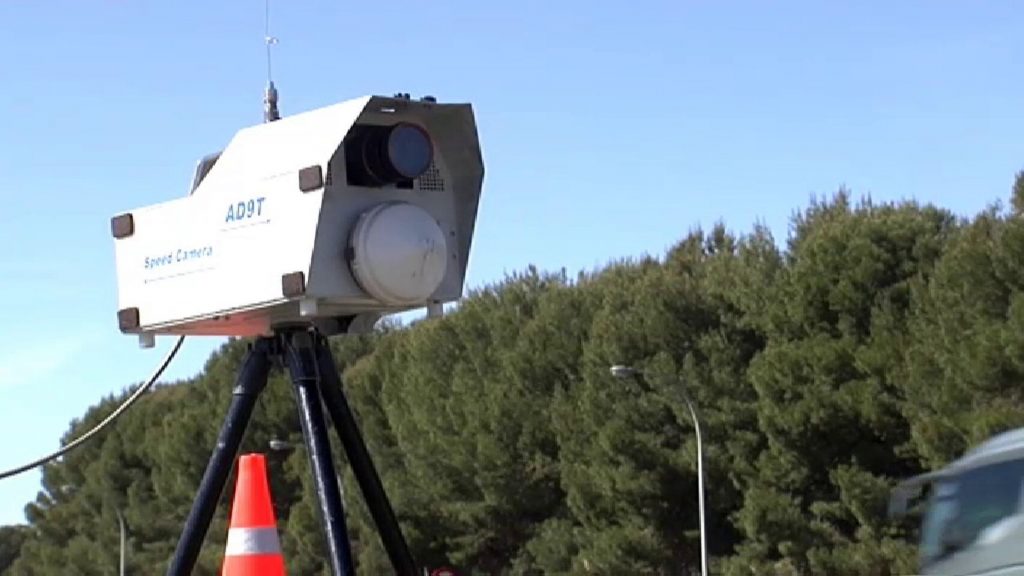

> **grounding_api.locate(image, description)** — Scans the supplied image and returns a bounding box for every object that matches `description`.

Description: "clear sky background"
[0,0,1021,526]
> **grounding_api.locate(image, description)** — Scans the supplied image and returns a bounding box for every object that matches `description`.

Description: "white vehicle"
[890,427,1024,575]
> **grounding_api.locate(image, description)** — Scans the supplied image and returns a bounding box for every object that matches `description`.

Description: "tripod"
[166,327,419,575]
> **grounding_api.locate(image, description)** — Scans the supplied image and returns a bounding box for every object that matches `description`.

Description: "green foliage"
[0,525,30,573]
[8,178,1024,574]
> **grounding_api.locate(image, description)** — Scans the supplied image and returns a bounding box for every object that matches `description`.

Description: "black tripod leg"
[282,330,356,576]
[313,334,419,576]
[167,337,274,576]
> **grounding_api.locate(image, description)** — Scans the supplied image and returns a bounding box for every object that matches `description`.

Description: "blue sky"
[0,0,1021,526]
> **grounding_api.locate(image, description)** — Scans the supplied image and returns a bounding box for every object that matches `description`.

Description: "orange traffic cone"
[222,453,286,575]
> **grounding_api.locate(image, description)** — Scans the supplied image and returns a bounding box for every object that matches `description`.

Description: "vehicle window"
[920,458,1024,565]
[920,485,958,562]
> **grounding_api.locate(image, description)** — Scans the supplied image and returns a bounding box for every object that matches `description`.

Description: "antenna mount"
[263,0,280,122]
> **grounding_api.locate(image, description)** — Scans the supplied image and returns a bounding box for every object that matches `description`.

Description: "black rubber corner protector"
[282,271,306,297]
[111,213,134,239]
[298,165,324,192]
[118,307,140,331]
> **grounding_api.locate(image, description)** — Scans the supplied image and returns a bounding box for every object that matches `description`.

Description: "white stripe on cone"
[224,527,282,556]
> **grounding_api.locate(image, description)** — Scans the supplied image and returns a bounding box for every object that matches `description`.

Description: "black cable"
[0,335,185,481]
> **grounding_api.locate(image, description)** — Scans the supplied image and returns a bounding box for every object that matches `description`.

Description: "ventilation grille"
[417,160,446,192]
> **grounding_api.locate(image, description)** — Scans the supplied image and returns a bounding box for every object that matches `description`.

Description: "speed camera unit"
[110,94,484,341]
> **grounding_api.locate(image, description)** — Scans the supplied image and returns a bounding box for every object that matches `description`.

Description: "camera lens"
[346,122,434,187]
[387,123,433,180]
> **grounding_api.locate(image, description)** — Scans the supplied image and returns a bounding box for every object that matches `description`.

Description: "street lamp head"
[268,439,294,452]
[609,364,640,379]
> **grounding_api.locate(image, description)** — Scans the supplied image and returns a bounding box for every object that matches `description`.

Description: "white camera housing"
[110,94,484,341]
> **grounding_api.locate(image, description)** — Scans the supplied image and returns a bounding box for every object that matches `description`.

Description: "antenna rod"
[263,0,280,122]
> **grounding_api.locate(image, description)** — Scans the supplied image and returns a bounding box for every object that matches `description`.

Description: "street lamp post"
[269,438,346,500]
[116,509,127,576]
[610,364,708,576]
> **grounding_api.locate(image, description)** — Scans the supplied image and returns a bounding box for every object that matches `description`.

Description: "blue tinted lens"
[388,124,433,179]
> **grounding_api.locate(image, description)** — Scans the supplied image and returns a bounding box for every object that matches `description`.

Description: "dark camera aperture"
[345,122,434,187]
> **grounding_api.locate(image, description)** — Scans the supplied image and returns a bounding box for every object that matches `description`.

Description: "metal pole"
[677,389,708,576]
[167,338,273,576]
[282,330,356,576]
[269,438,348,510]
[609,365,708,576]
[116,509,127,576]
[314,333,419,575]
